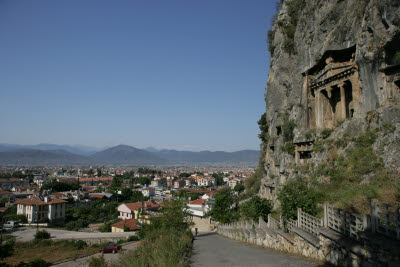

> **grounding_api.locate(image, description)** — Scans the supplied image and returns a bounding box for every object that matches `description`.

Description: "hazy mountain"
[0,149,88,166]
[0,143,100,156]
[0,144,259,166]
[89,145,167,165]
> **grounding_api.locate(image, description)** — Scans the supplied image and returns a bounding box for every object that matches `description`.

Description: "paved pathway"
[190,232,319,267]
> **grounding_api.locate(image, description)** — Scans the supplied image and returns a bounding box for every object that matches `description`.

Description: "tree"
[110,177,122,189]
[212,173,224,186]
[137,177,150,186]
[129,191,145,203]
[277,179,318,220]
[41,181,80,192]
[208,188,238,224]
[138,199,192,239]
[0,240,14,260]
[179,173,191,178]
[97,168,102,177]
[258,112,269,143]
[239,196,272,221]
[121,188,133,201]
[34,230,51,240]
[234,184,245,194]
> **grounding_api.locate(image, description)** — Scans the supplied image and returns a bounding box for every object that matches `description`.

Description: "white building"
[142,188,155,198]
[197,177,216,187]
[16,195,67,223]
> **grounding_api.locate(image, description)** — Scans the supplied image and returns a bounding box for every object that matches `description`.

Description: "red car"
[100,244,121,254]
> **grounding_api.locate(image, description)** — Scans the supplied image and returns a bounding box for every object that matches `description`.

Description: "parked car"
[99,244,121,254]
[3,221,19,228]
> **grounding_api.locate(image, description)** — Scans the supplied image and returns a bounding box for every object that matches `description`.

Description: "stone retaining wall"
[218,218,400,266]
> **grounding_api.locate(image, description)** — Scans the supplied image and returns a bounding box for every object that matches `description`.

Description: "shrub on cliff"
[278,179,318,220]
[239,196,272,222]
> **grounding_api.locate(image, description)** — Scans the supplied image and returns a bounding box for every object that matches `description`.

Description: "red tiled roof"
[124,201,160,211]
[0,191,12,195]
[189,199,207,205]
[48,198,67,204]
[15,196,67,205]
[112,219,140,231]
[15,196,46,205]
[79,177,113,182]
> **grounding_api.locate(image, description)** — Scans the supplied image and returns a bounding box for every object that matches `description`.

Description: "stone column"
[339,83,346,120]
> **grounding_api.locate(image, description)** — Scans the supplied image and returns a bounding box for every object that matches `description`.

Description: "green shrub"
[281,113,296,141]
[88,254,107,267]
[320,128,333,139]
[239,196,272,222]
[0,239,15,260]
[119,231,193,267]
[73,240,87,250]
[305,130,315,140]
[34,230,50,240]
[258,113,269,144]
[15,258,51,267]
[281,141,295,156]
[278,179,318,220]
[313,140,324,152]
[355,130,376,148]
[381,122,396,135]
[244,155,265,196]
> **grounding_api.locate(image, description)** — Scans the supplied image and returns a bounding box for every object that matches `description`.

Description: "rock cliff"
[256,0,400,210]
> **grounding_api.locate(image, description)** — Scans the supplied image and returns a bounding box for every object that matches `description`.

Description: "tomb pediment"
[303,46,361,129]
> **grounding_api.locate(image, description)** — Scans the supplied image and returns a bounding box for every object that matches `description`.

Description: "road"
[53,241,139,267]
[11,228,136,242]
[190,232,318,267]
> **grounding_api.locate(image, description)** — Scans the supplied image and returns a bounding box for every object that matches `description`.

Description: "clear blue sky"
[0,0,275,152]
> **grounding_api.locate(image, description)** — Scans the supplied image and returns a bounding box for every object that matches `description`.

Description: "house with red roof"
[117,201,160,220]
[111,219,141,232]
[16,195,67,223]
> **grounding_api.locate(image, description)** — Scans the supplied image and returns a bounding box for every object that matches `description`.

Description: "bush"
[73,240,87,250]
[127,235,139,242]
[15,258,51,267]
[239,196,272,222]
[278,179,318,220]
[88,254,108,267]
[34,230,51,240]
[119,231,193,267]
[320,128,333,139]
[281,113,296,141]
[281,141,295,156]
[313,140,324,152]
[305,130,314,140]
[0,239,15,260]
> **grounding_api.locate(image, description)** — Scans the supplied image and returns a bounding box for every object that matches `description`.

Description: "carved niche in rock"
[380,35,400,104]
[303,46,362,129]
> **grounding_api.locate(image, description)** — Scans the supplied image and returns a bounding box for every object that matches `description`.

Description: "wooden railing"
[371,200,400,240]
[267,214,281,230]
[286,218,298,233]
[324,204,369,240]
[297,208,323,235]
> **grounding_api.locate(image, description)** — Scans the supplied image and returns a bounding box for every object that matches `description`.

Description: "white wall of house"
[118,204,135,220]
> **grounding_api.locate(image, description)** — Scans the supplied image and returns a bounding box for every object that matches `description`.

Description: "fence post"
[370,199,376,234]
[259,217,262,228]
[323,203,328,228]
[267,214,271,228]
[297,208,302,228]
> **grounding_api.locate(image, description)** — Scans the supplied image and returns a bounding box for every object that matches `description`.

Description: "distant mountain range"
[0,144,259,166]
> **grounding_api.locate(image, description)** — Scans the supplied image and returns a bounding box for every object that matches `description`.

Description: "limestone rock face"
[260,0,400,204]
